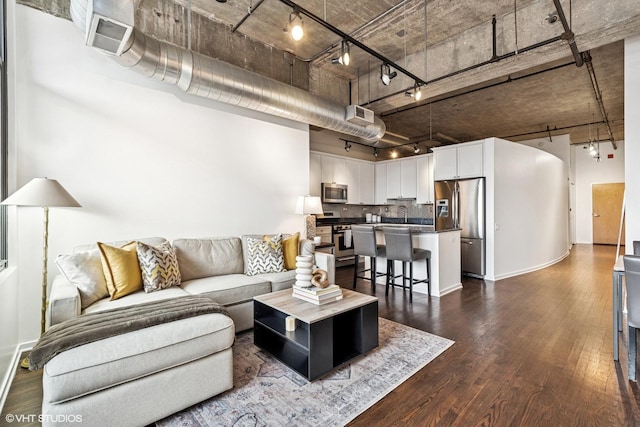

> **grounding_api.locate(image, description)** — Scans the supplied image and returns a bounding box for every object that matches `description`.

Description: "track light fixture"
[405,82,423,101]
[391,149,398,159]
[331,40,350,66]
[380,63,397,86]
[413,144,420,154]
[344,141,352,152]
[288,11,304,41]
[373,148,379,157]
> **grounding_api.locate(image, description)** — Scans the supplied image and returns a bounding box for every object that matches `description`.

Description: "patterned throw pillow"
[136,241,182,293]
[246,234,285,276]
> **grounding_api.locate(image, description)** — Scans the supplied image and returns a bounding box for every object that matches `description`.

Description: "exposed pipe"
[231,0,266,33]
[552,0,583,67]
[276,0,427,87]
[366,34,564,107]
[583,51,617,149]
[69,0,385,143]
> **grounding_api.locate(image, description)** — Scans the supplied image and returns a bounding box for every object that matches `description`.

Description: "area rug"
[156,318,454,427]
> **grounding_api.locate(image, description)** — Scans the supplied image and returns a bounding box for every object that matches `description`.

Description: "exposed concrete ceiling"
[19,0,639,159]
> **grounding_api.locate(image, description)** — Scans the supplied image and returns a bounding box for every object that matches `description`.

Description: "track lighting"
[344,141,352,152]
[413,144,420,154]
[373,148,378,157]
[405,83,422,101]
[288,11,304,41]
[380,63,397,85]
[331,40,350,66]
[391,150,398,159]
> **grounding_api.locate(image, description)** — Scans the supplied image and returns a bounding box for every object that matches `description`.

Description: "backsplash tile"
[321,201,434,224]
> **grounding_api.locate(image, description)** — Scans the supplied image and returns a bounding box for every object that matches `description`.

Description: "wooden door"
[592,183,625,245]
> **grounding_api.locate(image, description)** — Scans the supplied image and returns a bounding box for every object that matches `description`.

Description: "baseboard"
[491,249,571,281]
[0,340,37,413]
[436,283,463,297]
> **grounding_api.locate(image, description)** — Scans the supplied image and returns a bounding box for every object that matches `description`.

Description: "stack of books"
[292,284,343,305]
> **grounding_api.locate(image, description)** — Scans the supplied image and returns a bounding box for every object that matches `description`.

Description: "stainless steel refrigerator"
[434,178,485,277]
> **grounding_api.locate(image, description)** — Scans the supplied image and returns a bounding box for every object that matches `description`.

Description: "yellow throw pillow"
[282,233,300,270]
[97,241,143,300]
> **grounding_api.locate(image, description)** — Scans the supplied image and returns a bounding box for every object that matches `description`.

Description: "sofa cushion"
[136,241,181,293]
[97,242,143,300]
[181,274,270,305]
[245,234,285,276]
[55,248,109,309]
[282,233,300,270]
[83,287,189,315]
[256,269,296,292]
[173,238,243,281]
[42,312,234,403]
[73,237,168,253]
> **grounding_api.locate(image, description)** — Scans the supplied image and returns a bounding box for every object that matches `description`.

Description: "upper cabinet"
[387,158,417,199]
[310,152,373,204]
[320,155,346,184]
[417,154,434,204]
[375,163,387,204]
[433,142,484,180]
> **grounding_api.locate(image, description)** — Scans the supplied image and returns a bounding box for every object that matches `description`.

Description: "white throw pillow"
[246,234,286,276]
[55,249,109,309]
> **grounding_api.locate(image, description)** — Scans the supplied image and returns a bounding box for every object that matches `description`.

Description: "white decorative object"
[294,255,314,288]
[285,316,296,331]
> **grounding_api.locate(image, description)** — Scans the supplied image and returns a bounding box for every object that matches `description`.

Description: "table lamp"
[1,178,81,368]
[295,195,323,239]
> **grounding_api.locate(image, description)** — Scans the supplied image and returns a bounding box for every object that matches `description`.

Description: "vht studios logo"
[5,414,83,423]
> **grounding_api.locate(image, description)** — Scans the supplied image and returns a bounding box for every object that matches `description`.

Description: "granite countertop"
[371,223,462,234]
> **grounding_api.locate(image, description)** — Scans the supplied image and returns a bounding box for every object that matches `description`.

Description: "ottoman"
[40,312,234,427]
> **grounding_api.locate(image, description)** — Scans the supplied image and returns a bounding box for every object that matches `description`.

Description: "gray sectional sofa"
[43,235,335,427]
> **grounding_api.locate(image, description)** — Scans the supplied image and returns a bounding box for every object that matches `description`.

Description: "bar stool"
[383,227,431,303]
[352,225,386,294]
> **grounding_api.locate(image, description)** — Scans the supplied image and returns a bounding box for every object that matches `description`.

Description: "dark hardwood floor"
[3,244,639,426]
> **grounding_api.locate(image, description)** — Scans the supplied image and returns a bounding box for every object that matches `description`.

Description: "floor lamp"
[295,195,323,239]
[1,178,81,368]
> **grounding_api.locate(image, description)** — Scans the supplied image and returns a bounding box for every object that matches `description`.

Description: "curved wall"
[485,138,570,281]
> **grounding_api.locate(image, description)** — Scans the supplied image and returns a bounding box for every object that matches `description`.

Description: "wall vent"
[346,105,374,125]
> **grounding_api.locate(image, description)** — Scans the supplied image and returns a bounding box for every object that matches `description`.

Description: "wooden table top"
[254,287,378,324]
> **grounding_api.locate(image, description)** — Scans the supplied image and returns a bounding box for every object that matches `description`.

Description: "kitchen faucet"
[398,205,408,223]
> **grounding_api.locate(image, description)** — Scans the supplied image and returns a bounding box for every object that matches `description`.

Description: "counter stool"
[383,227,431,303]
[352,225,386,294]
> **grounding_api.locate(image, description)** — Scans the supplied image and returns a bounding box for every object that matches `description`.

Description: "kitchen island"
[366,224,462,297]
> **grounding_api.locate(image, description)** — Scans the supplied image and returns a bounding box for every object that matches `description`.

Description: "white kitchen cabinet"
[386,158,417,199]
[386,161,401,199]
[433,142,484,180]
[345,159,360,204]
[375,163,387,204]
[457,143,484,178]
[417,154,434,203]
[400,158,417,198]
[360,162,375,204]
[321,155,346,184]
[309,152,322,196]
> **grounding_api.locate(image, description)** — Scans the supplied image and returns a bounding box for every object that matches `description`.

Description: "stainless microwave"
[321,183,348,204]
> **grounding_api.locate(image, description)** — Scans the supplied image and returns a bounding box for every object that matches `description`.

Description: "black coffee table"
[253,288,378,381]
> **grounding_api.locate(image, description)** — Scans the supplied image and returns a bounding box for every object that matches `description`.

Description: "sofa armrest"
[48,275,81,328]
[313,252,336,286]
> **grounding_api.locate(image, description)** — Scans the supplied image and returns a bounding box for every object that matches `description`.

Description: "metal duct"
[69,0,385,142]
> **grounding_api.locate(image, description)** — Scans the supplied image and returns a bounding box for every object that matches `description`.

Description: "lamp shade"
[1,178,81,207]
[295,196,323,215]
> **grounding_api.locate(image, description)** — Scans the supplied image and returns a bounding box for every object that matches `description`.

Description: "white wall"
[10,6,310,345]
[626,36,640,251]
[486,138,570,280]
[517,135,576,243]
[572,141,625,244]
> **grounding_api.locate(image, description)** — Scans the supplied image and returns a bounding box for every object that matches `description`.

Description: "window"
[0,0,7,271]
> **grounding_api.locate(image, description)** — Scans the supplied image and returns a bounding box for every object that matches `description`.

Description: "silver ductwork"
[69,0,385,142]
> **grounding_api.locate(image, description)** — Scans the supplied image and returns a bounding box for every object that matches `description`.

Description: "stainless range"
[316,211,357,266]
[332,223,355,265]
